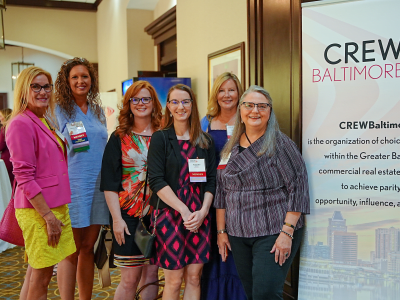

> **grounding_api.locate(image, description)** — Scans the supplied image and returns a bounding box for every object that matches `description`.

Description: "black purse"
[134,171,160,258]
[94,226,114,288]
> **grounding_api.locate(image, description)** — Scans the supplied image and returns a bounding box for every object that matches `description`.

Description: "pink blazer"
[6,109,71,209]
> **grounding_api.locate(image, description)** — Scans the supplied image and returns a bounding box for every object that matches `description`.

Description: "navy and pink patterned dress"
[150,140,211,270]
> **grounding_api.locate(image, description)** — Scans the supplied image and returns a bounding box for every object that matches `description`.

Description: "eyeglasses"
[30,84,53,93]
[129,97,152,104]
[168,99,192,107]
[63,57,88,66]
[241,102,271,111]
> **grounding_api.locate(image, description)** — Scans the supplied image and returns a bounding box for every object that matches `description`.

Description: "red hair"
[115,81,163,138]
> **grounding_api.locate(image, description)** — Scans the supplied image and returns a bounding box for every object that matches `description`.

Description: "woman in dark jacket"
[147,84,216,300]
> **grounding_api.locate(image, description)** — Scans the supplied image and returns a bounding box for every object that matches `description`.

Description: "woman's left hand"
[183,209,207,233]
[270,232,293,266]
[43,212,65,247]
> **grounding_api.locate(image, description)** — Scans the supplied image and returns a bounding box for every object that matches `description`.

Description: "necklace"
[244,132,252,145]
[132,123,151,135]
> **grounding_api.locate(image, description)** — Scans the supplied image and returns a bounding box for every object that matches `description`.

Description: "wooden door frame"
[247,0,320,298]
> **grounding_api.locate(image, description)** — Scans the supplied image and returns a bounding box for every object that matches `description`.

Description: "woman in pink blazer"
[6,66,76,300]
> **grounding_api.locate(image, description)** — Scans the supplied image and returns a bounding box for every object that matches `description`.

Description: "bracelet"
[42,211,51,218]
[217,229,228,235]
[280,230,294,239]
[283,222,295,229]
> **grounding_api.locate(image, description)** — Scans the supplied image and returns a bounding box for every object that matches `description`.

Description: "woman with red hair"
[100,81,162,299]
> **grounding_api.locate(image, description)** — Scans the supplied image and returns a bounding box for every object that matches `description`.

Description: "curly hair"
[54,57,104,123]
[115,80,163,138]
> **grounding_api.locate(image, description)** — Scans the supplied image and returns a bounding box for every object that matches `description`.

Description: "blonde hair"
[6,66,57,128]
[221,85,279,158]
[0,108,12,123]
[206,72,244,122]
[164,84,211,149]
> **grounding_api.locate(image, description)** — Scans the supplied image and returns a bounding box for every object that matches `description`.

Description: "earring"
[152,110,155,117]
[170,113,172,117]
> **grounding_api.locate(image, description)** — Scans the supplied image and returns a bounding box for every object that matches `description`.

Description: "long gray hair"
[220,85,280,158]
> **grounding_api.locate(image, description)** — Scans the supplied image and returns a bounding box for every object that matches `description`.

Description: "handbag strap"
[150,131,167,235]
[139,170,149,219]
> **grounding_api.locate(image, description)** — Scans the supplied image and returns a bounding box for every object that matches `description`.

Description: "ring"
[285,252,289,257]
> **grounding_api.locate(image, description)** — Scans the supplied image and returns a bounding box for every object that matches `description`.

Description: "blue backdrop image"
[122,77,191,113]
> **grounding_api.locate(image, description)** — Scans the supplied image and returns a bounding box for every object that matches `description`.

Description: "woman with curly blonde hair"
[100,81,162,300]
[54,57,109,300]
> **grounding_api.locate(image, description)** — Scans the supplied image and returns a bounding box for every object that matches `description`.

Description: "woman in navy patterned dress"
[148,84,216,300]
[200,72,246,300]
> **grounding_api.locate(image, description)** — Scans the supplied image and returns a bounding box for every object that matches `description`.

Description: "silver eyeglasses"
[168,99,192,107]
[241,102,271,111]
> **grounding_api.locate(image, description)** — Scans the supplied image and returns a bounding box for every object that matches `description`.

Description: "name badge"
[188,159,207,182]
[217,153,231,170]
[66,121,90,152]
[226,125,234,139]
[54,128,70,150]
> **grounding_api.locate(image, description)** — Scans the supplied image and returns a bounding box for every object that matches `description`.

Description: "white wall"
[154,0,176,19]
[176,0,248,118]
[0,47,66,109]
[127,9,156,78]
[3,6,97,61]
[97,0,130,98]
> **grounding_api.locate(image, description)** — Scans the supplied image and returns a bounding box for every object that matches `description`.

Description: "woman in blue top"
[200,72,246,300]
[54,57,109,300]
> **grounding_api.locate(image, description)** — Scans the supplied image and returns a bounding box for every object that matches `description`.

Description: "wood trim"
[7,0,99,11]
[0,93,8,110]
[154,27,176,46]
[207,42,246,98]
[152,20,176,39]
[247,0,257,85]
[144,6,176,45]
[94,0,103,8]
[247,1,306,297]
[157,44,161,71]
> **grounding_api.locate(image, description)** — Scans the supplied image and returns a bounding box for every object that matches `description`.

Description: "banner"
[300,0,400,299]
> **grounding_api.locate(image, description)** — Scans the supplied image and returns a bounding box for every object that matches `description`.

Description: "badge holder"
[66,121,90,152]
[188,158,207,182]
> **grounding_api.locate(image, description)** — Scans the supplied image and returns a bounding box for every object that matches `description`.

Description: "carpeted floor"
[0,246,182,300]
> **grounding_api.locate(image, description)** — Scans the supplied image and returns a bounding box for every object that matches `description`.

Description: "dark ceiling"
[6,0,103,12]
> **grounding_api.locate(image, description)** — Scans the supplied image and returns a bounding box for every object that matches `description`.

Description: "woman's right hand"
[43,212,65,247]
[217,233,231,262]
[113,219,130,246]
[180,207,192,223]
